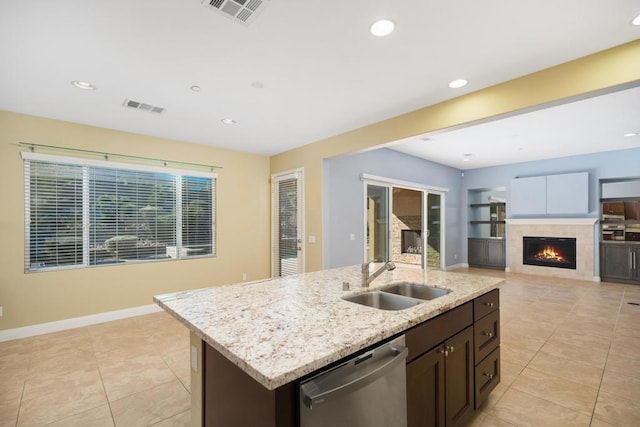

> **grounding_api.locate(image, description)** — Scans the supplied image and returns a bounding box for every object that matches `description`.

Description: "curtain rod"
[18,142,222,172]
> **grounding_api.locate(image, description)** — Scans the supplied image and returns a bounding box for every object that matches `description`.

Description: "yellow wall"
[271,40,640,272]
[2,40,639,330]
[0,111,271,330]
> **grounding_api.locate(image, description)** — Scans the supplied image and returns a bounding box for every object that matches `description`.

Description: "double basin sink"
[343,282,451,311]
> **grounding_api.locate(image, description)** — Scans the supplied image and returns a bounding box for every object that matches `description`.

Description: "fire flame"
[534,246,565,262]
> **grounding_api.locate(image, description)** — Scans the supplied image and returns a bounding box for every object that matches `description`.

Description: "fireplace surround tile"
[506,219,597,281]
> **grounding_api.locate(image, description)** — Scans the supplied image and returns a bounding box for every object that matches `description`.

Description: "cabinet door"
[445,326,474,427]
[486,240,505,268]
[468,238,486,267]
[601,244,631,280]
[511,176,547,215]
[407,345,446,427]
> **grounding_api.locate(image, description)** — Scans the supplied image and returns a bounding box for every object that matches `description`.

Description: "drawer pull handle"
[482,331,494,338]
[447,345,455,353]
[485,302,494,308]
[483,372,495,380]
[439,348,449,357]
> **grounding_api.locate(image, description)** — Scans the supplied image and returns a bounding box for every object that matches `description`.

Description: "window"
[23,153,216,272]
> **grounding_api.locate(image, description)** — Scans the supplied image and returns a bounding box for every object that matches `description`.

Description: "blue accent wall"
[323,148,462,268]
[323,147,640,271]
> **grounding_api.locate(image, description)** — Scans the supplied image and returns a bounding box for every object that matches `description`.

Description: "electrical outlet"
[242,273,247,281]
[0,306,3,317]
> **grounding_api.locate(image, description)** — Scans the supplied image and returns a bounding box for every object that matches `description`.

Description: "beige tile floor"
[0,311,191,426]
[462,268,640,427]
[1,269,640,426]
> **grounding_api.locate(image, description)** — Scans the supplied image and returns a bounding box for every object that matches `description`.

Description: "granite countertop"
[154,265,503,390]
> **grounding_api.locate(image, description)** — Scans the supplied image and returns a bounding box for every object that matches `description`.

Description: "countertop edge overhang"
[154,266,503,390]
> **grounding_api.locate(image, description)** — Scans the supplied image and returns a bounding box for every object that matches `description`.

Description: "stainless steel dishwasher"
[299,335,408,427]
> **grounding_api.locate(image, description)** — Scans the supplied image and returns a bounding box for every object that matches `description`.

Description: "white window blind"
[277,177,299,277]
[23,153,216,272]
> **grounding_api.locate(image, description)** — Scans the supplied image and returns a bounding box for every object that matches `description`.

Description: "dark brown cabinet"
[473,289,500,408]
[407,327,474,427]
[468,238,505,270]
[405,294,498,427]
[600,243,640,284]
[407,342,445,427]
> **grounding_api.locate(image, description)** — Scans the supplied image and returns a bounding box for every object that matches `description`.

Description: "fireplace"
[523,237,576,269]
[401,229,422,254]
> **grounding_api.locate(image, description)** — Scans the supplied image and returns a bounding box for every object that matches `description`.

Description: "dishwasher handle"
[301,343,408,409]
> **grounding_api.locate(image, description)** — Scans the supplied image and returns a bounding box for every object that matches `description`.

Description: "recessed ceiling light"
[632,14,640,26]
[449,79,468,89]
[221,118,237,125]
[190,85,201,92]
[71,81,96,90]
[370,19,395,37]
[251,81,265,89]
[463,153,473,162]
[624,132,638,137]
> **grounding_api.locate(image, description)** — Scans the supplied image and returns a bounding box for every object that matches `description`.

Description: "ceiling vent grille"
[123,99,165,114]
[202,0,270,26]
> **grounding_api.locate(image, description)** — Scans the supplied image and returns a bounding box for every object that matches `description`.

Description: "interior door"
[272,169,304,277]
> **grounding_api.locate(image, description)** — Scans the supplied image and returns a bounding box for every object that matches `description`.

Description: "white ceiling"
[1,0,639,160]
[390,85,640,170]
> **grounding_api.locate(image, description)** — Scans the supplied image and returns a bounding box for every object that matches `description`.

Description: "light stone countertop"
[154,265,503,390]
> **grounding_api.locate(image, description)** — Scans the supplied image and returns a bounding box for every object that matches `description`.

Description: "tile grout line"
[90,327,118,427]
[587,285,626,426]
[13,340,32,427]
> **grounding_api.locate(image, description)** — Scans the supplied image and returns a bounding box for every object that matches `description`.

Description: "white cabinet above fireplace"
[511,172,589,216]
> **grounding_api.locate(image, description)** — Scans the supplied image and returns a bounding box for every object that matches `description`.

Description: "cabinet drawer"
[474,310,500,362]
[475,347,500,409]
[406,302,473,363]
[474,289,499,321]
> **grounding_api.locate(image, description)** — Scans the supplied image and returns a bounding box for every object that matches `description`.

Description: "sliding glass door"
[365,181,444,270]
[366,185,389,263]
[426,193,442,270]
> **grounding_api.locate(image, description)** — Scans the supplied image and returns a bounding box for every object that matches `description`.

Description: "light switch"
[349,234,355,241]
[308,235,316,243]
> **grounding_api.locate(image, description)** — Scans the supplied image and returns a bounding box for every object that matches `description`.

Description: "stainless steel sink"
[342,291,423,311]
[380,282,451,300]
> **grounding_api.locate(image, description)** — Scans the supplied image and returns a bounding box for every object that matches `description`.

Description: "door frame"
[271,168,305,277]
[361,174,447,270]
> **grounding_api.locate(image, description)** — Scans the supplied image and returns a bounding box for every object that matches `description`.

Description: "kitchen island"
[154,265,503,426]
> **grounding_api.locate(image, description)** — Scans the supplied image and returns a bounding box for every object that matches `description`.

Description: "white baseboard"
[0,304,162,343]
[446,263,468,271]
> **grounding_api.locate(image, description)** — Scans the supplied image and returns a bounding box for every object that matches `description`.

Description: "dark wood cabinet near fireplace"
[468,238,506,270]
[601,243,640,284]
[599,178,640,284]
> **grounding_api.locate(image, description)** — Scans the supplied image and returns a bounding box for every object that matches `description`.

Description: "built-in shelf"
[468,188,507,270]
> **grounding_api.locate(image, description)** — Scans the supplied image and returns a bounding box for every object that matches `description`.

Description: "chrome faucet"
[361,261,396,287]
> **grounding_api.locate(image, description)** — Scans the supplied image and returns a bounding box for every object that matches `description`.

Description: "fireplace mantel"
[506,218,597,225]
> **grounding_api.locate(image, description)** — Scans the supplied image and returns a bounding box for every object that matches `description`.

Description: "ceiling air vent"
[202,0,270,26]
[123,99,165,114]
